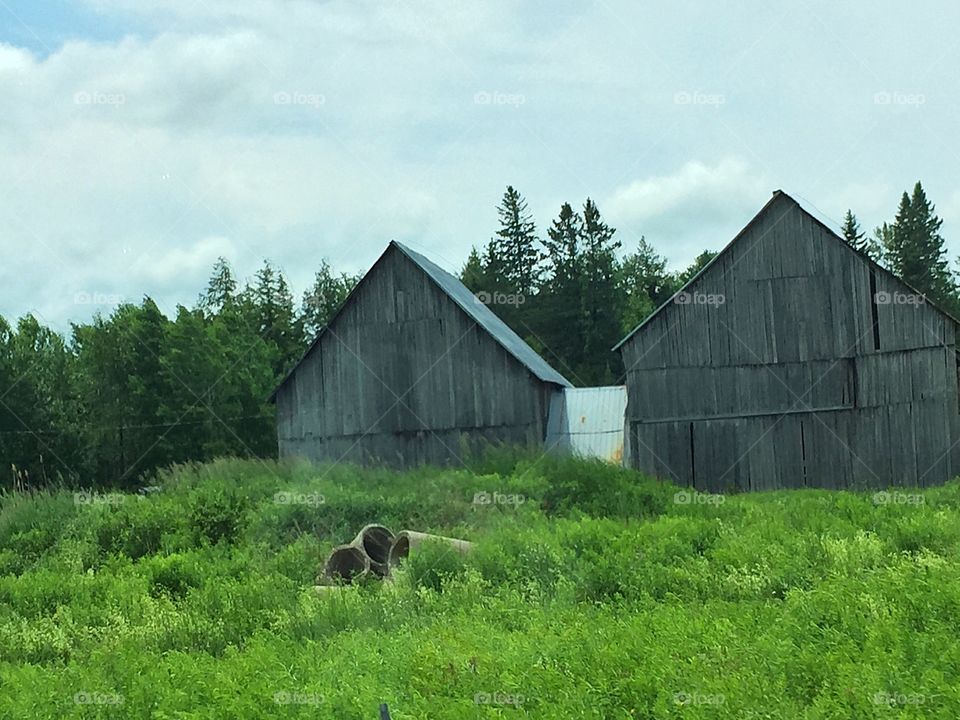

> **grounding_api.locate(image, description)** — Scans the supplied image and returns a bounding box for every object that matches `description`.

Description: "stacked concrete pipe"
[388,530,474,569]
[351,524,395,578]
[318,525,473,587]
[322,544,370,584]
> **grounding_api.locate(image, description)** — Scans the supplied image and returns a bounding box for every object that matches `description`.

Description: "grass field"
[1,455,959,718]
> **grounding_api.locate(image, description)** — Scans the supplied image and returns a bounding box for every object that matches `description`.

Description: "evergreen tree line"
[1,180,952,488]
[468,182,958,385]
[841,181,959,315]
[1,261,358,490]
[461,186,716,385]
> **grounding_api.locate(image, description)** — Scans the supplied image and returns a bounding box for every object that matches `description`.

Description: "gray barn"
[616,190,960,491]
[271,241,572,468]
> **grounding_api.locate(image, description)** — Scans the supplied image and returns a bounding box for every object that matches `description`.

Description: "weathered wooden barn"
[616,190,960,490]
[271,241,572,467]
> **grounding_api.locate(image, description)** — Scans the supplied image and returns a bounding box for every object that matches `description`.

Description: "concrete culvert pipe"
[351,524,395,578]
[311,585,343,595]
[323,544,370,584]
[388,531,474,569]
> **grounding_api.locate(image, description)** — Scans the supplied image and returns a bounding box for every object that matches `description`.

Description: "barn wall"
[621,194,960,489]
[276,248,554,467]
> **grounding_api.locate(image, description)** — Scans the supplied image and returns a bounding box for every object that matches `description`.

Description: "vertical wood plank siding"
[276,247,560,468]
[619,192,960,490]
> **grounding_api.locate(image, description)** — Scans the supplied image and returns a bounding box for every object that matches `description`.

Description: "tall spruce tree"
[841,210,867,253]
[882,182,956,308]
[538,203,584,379]
[578,198,622,383]
[486,186,541,296]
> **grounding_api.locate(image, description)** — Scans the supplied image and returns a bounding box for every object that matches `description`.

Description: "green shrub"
[143,553,205,599]
[403,539,468,592]
[88,497,184,559]
[187,486,251,545]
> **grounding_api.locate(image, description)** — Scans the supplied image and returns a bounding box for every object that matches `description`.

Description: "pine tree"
[244,261,304,376]
[542,203,582,287]
[619,237,677,334]
[841,210,867,253]
[486,186,541,297]
[459,247,487,293]
[676,250,718,286]
[868,222,893,266]
[300,260,358,340]
[537,203,584,379]
[883,182,956,308]
[198,257,238,315]
[578,198,622,383]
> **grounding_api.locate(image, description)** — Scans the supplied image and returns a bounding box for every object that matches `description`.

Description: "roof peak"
[391,242,573,387]
[613,189,959,351]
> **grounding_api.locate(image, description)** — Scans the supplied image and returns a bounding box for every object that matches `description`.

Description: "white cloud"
[3,1,960,328]
[603,159,769,266]
[0,43,34,72]
[606,158,766,220]
[137,235,235,284]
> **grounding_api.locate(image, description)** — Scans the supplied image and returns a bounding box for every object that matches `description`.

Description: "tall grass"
[1,456,959,717]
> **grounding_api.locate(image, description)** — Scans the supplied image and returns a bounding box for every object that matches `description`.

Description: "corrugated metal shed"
[393,243,573,388]
[546,386,627,464]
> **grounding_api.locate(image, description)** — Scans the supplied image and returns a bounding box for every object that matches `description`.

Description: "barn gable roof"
[270,241,572,401]
[391,242,572,387]
[612,189,960,352]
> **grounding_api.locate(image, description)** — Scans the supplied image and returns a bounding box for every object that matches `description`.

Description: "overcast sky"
[1,0,958,329]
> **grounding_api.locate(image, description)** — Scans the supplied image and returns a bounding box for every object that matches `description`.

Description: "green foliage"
[486,185,542,297]
[187,485,251,545]
[89,497,183,559]
[300,259,359,340]
[402,538,468,591]
[842,208,867,253]
[535,454,671,518]
[873,181,958,312]
[3,458,960,718]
